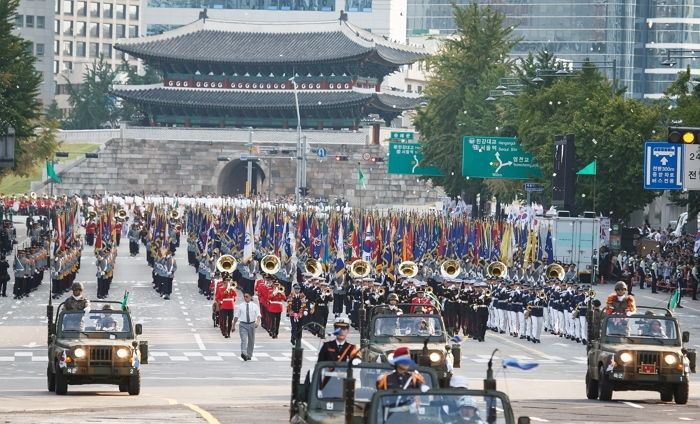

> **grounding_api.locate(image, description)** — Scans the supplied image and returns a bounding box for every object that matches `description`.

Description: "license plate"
[640,364,657,374]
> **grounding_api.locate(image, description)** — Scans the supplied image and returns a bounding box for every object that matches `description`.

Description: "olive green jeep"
[47,300,148,395]
[585,305,695,404]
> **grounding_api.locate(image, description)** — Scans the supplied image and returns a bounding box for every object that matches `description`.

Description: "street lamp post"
[0,126,16,169]
[290,76,307,204]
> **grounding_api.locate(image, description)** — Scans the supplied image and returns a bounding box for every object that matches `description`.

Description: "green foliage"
[415,3,520,200]
[0,0,46,176]
[64,56,121,129]
[45,100,62,121]
[515,62,662,219]
[666,66,700,218]
[118,60,160,122]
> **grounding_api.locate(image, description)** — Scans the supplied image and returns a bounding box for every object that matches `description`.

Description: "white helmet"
[456,396,478,409]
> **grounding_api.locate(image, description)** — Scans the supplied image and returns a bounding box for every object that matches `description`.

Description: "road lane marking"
[529,417,549,422]
[183,403,222,424]
[195,334,206,350]
[678,418,693,421]
[622,401,644,409]
[301,339,318,352]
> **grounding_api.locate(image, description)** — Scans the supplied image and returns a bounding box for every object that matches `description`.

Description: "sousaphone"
[304,258,323,278]
[398,261,418,278]
[216,254,238,274]
[349,259,371,279]
[440,259,461,279]
[545,263,566,281]
[261,254,281,275]
[486,261,508,278]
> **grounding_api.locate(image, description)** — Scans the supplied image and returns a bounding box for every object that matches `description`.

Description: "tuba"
[261,254,281,275]
[545,263,566,281]
[440,259,461,279]
[349,259,371,278]
[486,261,508,278]
[117,209,128,220]
[87,210,97,220]
[216,254,238,274]
[398,261,418,278]
[170,209,181,220]
[304,258,323,278]
[30,192,37,200]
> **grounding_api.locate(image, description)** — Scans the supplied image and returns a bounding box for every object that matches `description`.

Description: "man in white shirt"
[233,292,261,361]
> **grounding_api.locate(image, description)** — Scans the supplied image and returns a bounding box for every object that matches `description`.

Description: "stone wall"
[41,138,443,207]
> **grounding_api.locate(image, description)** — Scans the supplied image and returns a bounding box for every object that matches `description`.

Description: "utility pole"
[246,130,254,197]
[291,76,303,204]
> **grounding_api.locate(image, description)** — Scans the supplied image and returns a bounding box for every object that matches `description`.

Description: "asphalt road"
[1,217,699,423]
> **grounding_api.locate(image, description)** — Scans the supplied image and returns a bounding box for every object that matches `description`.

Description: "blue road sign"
[644,142,683,190]
[523,182,544,192]
[317,147,327,158]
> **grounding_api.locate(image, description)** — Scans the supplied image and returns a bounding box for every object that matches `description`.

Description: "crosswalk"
[0,349,589,365]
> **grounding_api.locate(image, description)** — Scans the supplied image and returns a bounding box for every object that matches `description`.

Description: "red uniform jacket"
[605,294,636,315]
[410,296,433,314]
[267,292,287,314]
[85,222,96,235]
[220,289,237,310]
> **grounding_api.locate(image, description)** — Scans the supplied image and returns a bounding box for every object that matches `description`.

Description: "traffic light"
[668,126,700,144]
[334,155,348,161]
[370,157,384,163]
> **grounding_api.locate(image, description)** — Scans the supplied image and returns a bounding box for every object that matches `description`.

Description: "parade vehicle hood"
[55,338,135,348]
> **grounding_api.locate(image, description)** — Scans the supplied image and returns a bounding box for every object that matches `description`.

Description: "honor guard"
[287,283,307,345]
[128,223,140,256]
[317,317,360,362]
[266,281,287,339]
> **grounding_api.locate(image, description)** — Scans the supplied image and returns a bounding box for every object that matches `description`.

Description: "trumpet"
[483,289,491,297]
[272,283,285,296]
[349,259,371,278]
[545,263,565,281]
[216,254,238,273]
[398,261,418,278]
[322,287,332,297]
[261,254,281,275]
[440,259,461,279]
[538,291,548,300]
[587,289,596,297]
[425,286,433,294]
[227,281,238,291]
[524,305,532,320]
[486,261,508,278]
[377,287,385,296]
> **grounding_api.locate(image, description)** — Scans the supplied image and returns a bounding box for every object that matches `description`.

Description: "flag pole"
[593,171,596,213]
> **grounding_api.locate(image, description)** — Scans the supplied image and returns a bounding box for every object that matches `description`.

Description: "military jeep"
[585,305,695,404]
[291,362,439,424]
[47,300,148,395]
[362,310,460,387]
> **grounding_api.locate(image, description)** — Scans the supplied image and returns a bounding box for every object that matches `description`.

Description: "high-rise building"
[14,0,55,109]
[52,0,144,115]
[405,0,700,99]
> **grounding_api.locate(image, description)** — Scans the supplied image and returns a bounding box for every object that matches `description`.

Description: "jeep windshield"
[603,316,680,346]
[58,311,133,339]
[370,391,512,424]
[371,316,445,342]
[316,366,436,403]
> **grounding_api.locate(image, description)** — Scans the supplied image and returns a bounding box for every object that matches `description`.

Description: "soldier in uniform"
[287,283,307,345]
[605,281,636,315]
[219,282,237,338]
[317,317,360,362]
[64,282,90,312]
[376,347,428,390]
[96,249,108,299]
[267,282,287,338]
[160,250,176,300]
[13,250,26,299]
[128,223,140,256]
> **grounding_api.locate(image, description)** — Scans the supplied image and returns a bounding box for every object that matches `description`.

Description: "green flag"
[668,288,680,311]
[577,160,597,176]
[121,291,130,311]
[47,160,62,183]
[358,166,366,189]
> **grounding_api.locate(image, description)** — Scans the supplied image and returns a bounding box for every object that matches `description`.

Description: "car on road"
[291,361,439,424]
[585,305,695,404]
[47,300,148,395]
[361,310,460,387]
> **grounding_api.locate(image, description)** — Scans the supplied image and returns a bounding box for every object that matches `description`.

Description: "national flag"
[361,223,373,262]
[335,219,345,278]
[668,288,681,311]
[502,358,539,370]
[47,160,62,183]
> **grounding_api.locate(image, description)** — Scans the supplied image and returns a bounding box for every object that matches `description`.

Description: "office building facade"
[14,0,55,109]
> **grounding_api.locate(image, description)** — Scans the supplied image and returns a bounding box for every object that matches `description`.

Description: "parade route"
[1,219,699,423]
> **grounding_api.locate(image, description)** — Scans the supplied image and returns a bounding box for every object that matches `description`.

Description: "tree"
[12,118,60,177]
[415,3,521,210]
[0,0,46,176]
[45,100,62,121]
[514,62,662,220]
[117,60,160,122]
[64,56,121,129]
[665,66,700,230]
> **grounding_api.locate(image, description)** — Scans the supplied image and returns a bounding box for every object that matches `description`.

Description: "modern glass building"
[406,0,700,99]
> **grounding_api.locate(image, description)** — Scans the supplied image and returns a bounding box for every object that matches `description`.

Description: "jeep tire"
[47,366,55,392]
[128,372,141,395]
[597,366,613,401]
[585,370,598,400]
[674,382,689,405]
[54,366,68,395]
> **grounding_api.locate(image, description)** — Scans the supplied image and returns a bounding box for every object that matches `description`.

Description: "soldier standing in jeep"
[605,281,636,315]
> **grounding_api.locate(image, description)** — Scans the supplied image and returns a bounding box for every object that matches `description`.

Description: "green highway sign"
[390,131,414,141]
[462,135,542,180]
[388,142,443,176]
